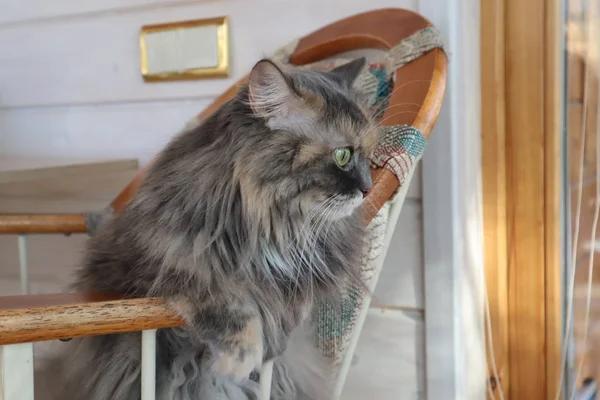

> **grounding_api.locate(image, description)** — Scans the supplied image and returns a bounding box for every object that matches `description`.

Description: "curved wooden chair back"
[110,8,447,223]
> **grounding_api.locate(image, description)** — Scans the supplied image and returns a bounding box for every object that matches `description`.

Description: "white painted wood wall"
[0,1,428,398]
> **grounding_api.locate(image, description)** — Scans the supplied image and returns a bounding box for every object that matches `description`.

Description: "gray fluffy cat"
[45,57,378,400]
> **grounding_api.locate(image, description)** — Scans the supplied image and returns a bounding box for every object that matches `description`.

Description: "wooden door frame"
[482,0,565,398]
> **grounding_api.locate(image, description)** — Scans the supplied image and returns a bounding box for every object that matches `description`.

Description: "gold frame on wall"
[139,16,230,82]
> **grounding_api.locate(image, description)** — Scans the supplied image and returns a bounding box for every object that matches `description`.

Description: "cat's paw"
[210,317,264,381]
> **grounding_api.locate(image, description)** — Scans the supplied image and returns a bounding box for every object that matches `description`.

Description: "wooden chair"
[0,8,447,400]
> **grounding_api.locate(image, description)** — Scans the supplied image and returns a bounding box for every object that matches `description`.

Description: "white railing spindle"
[141,329,157,400]
[1,343,35,400]
[259,360,274,400]
[18,235,29,295]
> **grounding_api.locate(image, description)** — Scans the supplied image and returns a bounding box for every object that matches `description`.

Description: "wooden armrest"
[0,293,184,345]
[0,214,88,234]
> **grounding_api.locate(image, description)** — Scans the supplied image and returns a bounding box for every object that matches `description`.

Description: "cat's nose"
[361,189,370,198]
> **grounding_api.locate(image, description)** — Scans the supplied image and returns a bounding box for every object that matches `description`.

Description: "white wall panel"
[0,0,210,26]
[373,200,424,309]
[342,309,425,400]
[0,0,416,109]
[0,99,212,164]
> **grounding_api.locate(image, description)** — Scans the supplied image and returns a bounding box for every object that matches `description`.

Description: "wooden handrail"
[0,292,184,345]
[0,214,88,234]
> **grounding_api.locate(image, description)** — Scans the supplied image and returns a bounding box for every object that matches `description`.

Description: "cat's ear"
[248,59,301,119]
[329,57,367,88]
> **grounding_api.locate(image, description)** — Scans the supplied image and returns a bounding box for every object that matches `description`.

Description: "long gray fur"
[41,57,378,400]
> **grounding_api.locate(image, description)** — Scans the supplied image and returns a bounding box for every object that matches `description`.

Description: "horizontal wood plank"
[0,169,139,204]
[0,99,211,166]
[0,293,184,345]
[0,157,138,185]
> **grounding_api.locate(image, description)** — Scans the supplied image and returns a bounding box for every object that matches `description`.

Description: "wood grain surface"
[0,292,184,345]
[0,214,87,234]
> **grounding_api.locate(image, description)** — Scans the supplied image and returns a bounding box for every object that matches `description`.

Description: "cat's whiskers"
[377,110,420,125]
[285,196,333,284]
[285,199,328,297]
[321,202,339,255]
[304,195,341,287]
[292,197,337,296]
[284,197,334,298]
[290,196,335,249]
[320,199,350,294]
[370,102,424,121]
[304,200,330,270]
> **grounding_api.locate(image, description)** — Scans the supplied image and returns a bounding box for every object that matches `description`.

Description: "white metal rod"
[18,235,29,294]
[259,360,274,400]
[1,343,35,400]
[141,329,157,400]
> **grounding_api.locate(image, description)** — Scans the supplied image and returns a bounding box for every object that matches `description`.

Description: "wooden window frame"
[481,0,565,398]
[420,0,564,397]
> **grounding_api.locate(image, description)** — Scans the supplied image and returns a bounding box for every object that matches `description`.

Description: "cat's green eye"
[333,148,352,167]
